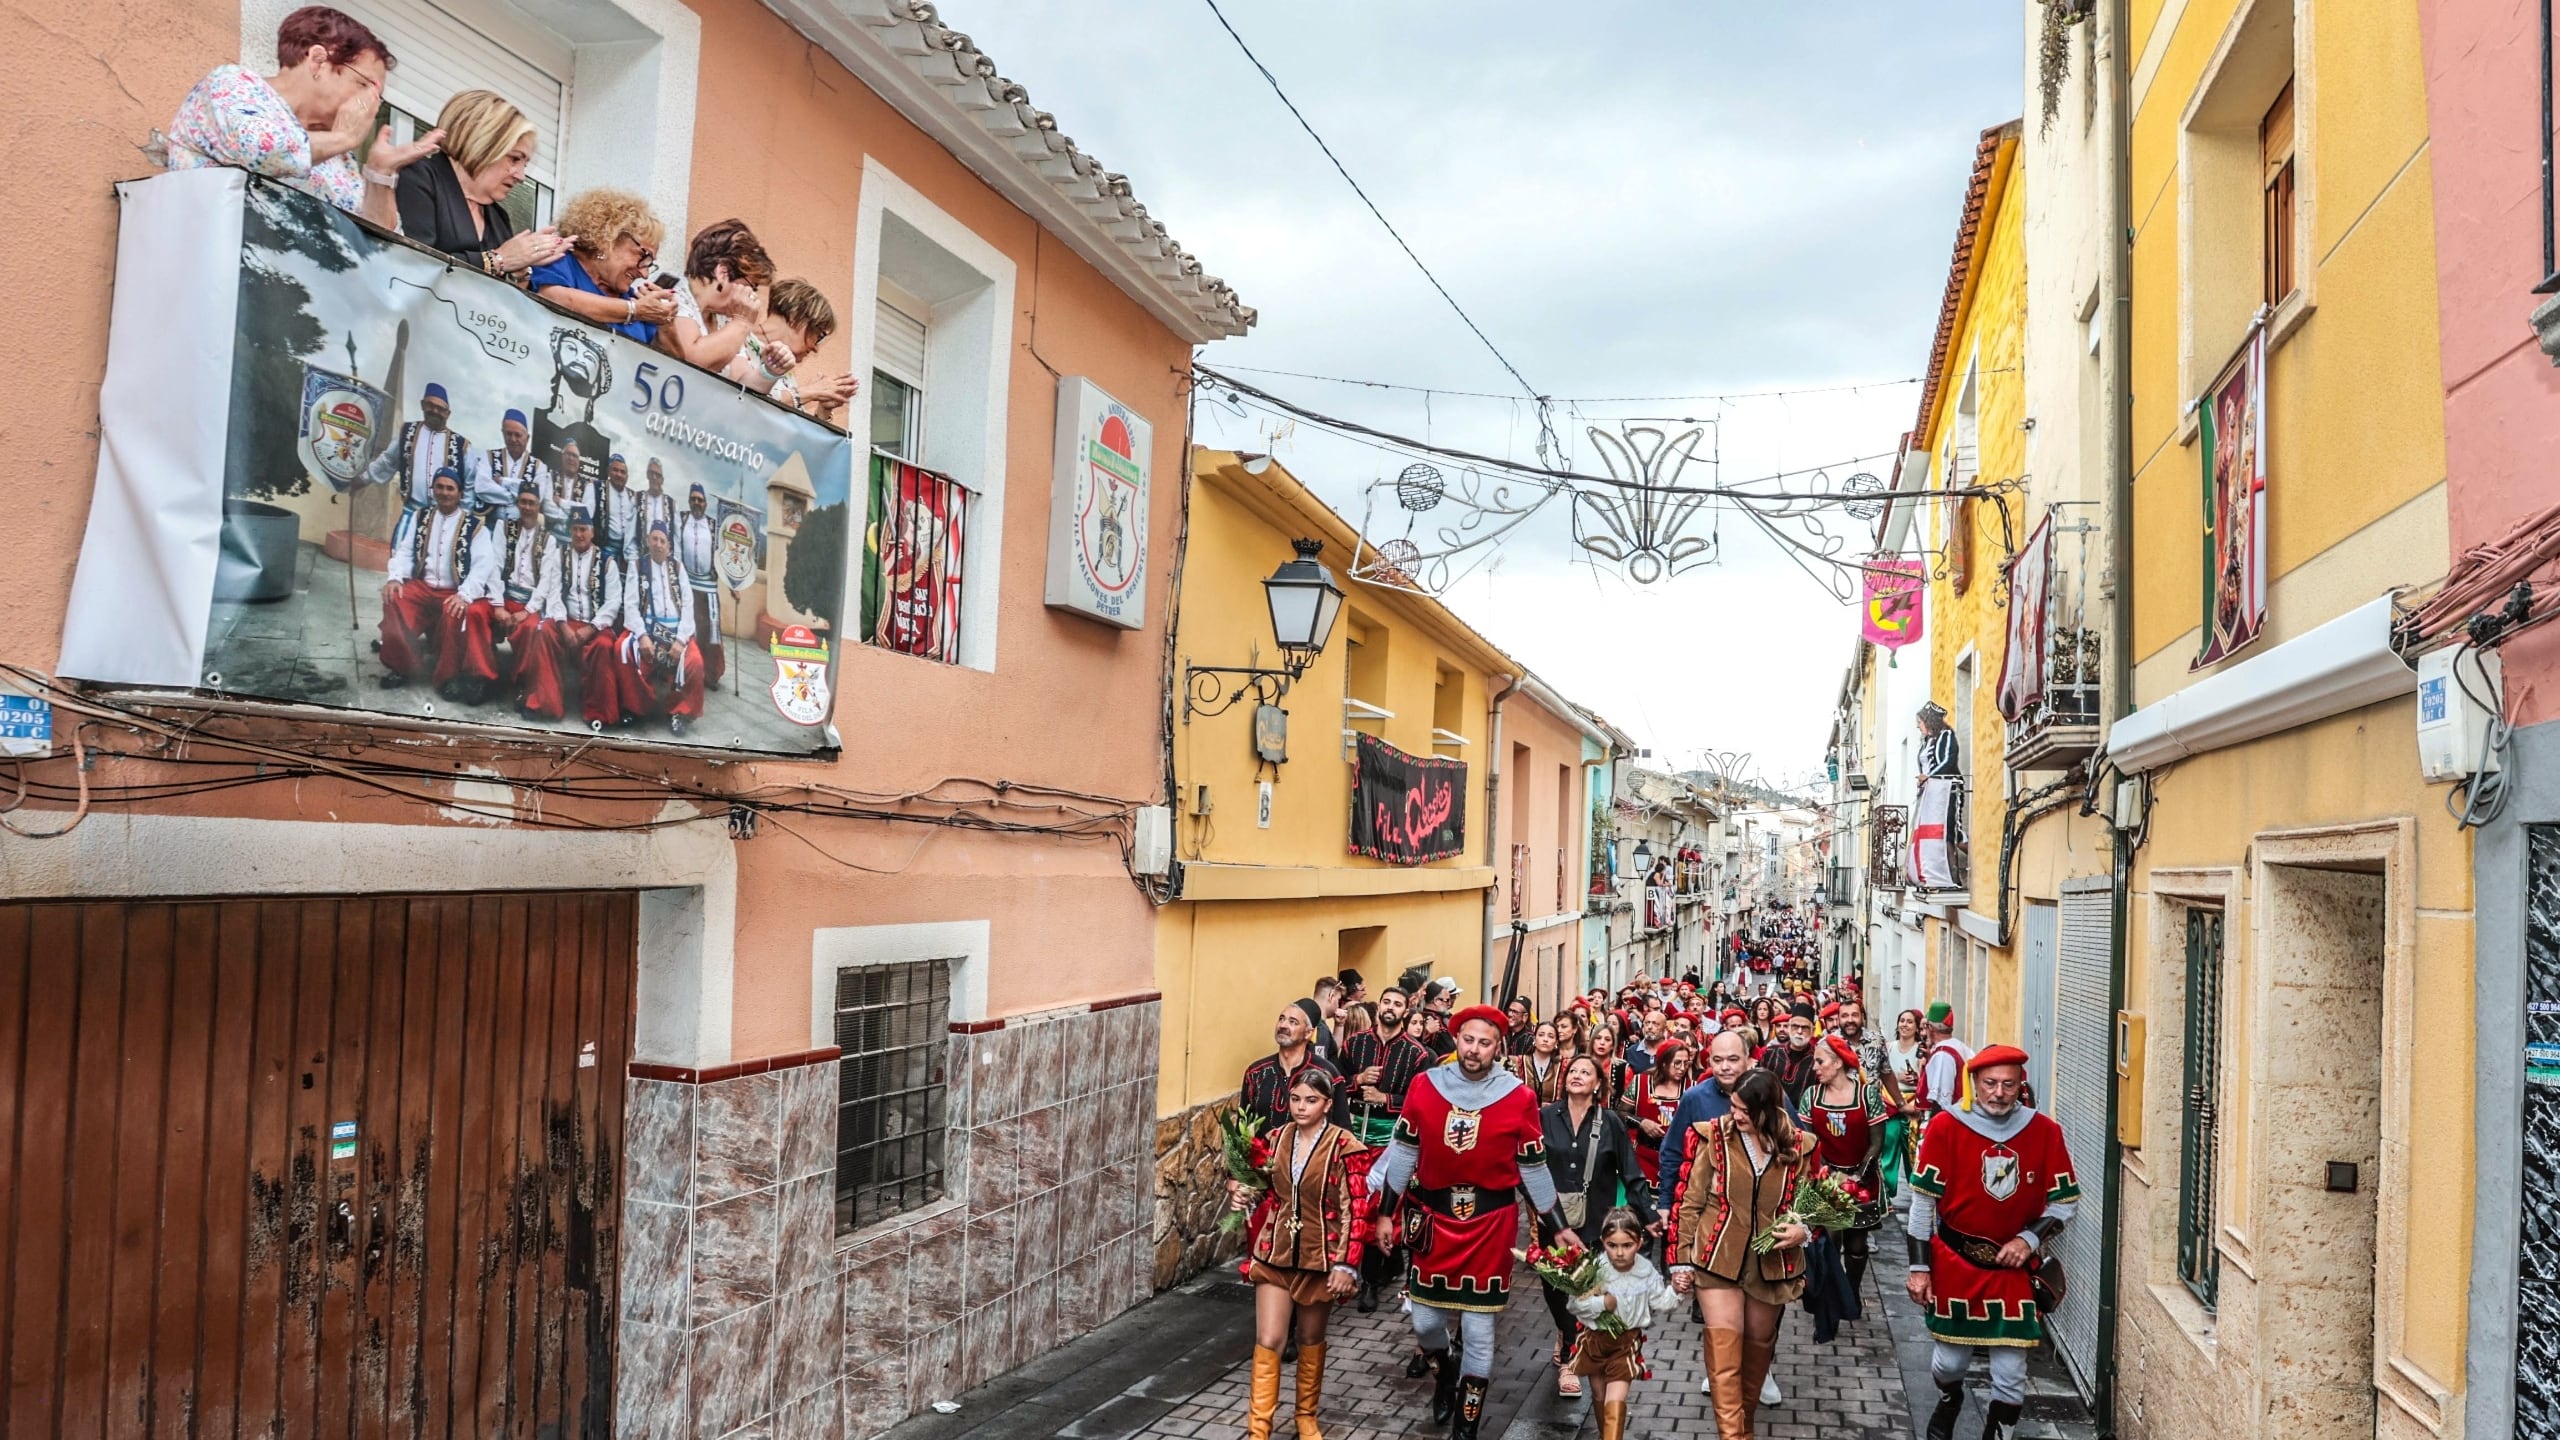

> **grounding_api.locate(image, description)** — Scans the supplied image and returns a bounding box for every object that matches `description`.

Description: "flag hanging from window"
[862,453,969,665]
[1996,515,2054,720]
[2194,321,2269,668]
[1912,776,1965,892]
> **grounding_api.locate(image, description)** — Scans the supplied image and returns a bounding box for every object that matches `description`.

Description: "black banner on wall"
[1348,733,1467,866]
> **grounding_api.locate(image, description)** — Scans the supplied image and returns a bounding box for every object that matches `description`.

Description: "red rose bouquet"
[1750,1167,1865,1254]
[1217,1108,1270,1235]
[1517,1240,1632,1336]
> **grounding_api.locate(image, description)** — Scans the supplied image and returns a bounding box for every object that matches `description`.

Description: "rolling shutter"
[875,299,929,385]
[2048,876,2115,1400]
[347,0,571,184]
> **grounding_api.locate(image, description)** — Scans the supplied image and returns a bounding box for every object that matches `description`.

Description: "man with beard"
[1239,1000,1342,1129]
[1756,1001,1821,1108]
[1339,985,1431,1312]
[675,482,728,688]
[1907,1046,2078,1440]
[354,381,483,548]
[1833,998,1907,1116]
[457,481,565,718]
[1371,1007,1573,1439]
[376,468,497,696]
[476,408,548,523]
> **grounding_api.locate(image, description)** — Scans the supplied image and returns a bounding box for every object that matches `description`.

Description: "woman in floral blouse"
[154,6,444,230]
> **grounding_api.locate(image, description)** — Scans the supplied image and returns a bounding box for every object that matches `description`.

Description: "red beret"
[1818,1003,1842,1019]
[1450,1004,1509,1038]
[1967,1044,2031,1074]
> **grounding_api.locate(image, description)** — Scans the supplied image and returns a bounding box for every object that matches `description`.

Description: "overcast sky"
[965,1,2025,791]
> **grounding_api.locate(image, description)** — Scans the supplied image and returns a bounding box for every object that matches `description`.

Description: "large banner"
[1348,733,1467,866]
[1860,556,1926,654]
[2195,321,2269,669]
[1997,515,2053,721]
[61,170,857,756]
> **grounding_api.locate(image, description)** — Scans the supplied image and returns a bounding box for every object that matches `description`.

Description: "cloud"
[956,0,2022,772]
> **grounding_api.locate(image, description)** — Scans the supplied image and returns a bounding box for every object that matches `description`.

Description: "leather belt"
[1414,1183,1518,1219]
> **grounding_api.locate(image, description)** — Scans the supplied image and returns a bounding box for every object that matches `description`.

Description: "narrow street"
[880,1218,2092,1440]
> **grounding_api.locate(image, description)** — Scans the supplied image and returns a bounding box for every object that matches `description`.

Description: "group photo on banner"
[63,170,860,757]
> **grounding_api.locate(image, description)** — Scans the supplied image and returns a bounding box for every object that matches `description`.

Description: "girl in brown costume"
[1228,1068,1375,1439]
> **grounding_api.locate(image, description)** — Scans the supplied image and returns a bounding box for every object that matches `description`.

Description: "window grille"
[834,960,952,1234]
[2177,909,2225,1309]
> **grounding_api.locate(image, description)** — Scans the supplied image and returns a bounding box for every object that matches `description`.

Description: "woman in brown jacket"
[1227,1068,1374,1440]
[1665,1069,1813,1440]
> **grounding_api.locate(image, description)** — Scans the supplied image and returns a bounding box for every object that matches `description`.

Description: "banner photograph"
[2194,320,2269,670]
[62,171,858,756]
[1347,732,1467,866]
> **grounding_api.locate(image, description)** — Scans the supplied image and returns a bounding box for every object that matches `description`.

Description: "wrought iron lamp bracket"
[1184,660,1306,719]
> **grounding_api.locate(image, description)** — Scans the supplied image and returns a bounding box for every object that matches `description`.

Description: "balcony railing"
[1868,804,1910,890]
[1825,864,1855,907]
[2005,626,2103,770]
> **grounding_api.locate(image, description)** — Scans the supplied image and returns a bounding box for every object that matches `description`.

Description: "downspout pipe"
[2096,0,2135,1430]
[1482,673,1525,1001]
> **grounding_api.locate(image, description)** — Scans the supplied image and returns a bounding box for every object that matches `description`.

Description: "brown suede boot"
[1706,1326,1750,1440]
[1293,1342,1327,1439]
[1245,1345,1282,1440]
[1737,1326,1778,1439]
[1597,1396,1627,1440]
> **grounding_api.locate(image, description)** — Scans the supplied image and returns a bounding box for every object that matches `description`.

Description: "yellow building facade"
[2108,1,2469,1437]
[1149,450,1515,1285]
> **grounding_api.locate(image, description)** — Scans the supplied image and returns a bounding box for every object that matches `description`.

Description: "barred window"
[835,960,952,1234]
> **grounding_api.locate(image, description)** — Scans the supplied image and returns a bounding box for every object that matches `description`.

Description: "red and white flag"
[1913,776,1959,891]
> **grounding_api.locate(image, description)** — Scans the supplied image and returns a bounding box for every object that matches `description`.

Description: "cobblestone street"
[879,1213,2098,1440]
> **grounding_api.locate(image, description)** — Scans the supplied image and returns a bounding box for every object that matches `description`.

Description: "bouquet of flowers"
[1217,1108,1272,1235]
[1518,1240,1631,1336]
[1750,1167,1868,1254]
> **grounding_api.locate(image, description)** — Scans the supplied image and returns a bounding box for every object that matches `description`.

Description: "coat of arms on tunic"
[1444,1108,1483,1156]
[1982,1147,2021,1202]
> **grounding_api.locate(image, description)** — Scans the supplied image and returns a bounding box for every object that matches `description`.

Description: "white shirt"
[386,507,489,592]
[624,555,696,644]
[487,520,562,615]
[1924,1037,1975,1111]
[547,466,599,531]
[637,488,679,540]
[677,510,720,590]
[361,423,484,509]
[598,481,642,553]
[483,446,549,518]
[556,545,623,628]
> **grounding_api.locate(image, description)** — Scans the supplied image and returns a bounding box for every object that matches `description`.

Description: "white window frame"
[847,157,1018,674]
[241,0,701,240]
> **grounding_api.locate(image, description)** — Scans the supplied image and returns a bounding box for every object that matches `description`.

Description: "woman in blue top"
[530,188,678,342]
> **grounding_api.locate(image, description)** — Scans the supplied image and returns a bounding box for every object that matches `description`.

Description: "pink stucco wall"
[2420,0,2560,723]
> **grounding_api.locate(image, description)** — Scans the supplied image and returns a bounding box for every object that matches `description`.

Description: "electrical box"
[2111,777,2144,832]
[1132,805,1172,876]
[2116,1009,2145,1149]
[2416,646,2502,783]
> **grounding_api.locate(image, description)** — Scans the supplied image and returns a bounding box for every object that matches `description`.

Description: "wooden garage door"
[0,893,636,1439]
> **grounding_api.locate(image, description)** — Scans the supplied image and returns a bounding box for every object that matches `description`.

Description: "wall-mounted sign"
[1253,703,1288,763]
[1044,376,1151,629]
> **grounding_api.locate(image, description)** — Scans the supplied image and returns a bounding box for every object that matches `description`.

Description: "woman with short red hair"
[154,5,443,229]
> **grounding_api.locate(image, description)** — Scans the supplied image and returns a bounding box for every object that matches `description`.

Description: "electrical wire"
[2448,640,2513,830]
[1208,364,1924,407]
[1193,0,1557,460]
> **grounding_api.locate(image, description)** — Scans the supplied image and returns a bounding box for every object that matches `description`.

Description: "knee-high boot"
[1737,1325,1778,1436]
[1705,1326,1750,1440]
[1293,1342,1327,1440]
[1245,1345,1282,1440]
[1451,1375,1489,1440]
[1428,1348,1459,1424]
[1597,1397,1628,1440]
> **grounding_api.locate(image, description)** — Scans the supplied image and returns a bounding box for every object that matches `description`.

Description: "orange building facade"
[0,1,1245,1436]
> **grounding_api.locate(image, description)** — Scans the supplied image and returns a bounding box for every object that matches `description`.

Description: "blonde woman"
[395,90,568,278]
[531,189,676,342]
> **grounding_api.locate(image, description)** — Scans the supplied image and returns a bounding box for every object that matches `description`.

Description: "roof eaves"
[761,0,1254,343]
[1910,121,2022,448]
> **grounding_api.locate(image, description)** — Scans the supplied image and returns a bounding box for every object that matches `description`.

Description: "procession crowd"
[1222,949,2078,1440]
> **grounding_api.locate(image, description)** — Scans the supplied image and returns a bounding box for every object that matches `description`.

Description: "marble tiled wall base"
[840,999,1161,1440]
[616,1061,839,1440]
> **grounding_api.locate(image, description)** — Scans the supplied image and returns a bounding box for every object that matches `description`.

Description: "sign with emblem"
[1044,376,1151,630]
[1982,1146,2021,1202]
[296,367,388,490]
[714,498,761,592]
[769,625,831,727]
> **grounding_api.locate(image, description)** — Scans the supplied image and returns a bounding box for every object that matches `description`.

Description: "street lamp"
[1632,839,1655,872]
[1185,539,1348,717]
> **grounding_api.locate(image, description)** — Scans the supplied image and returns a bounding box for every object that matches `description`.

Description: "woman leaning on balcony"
[529,189,678,343]
[395,90,570,282]
[152,5,442,231]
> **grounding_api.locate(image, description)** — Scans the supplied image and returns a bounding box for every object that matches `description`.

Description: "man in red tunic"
[1372,1005,1574,1439]
[1905,1044,2080,1440]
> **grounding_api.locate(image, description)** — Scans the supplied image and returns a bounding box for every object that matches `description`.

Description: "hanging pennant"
[1861,556,1927,653]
